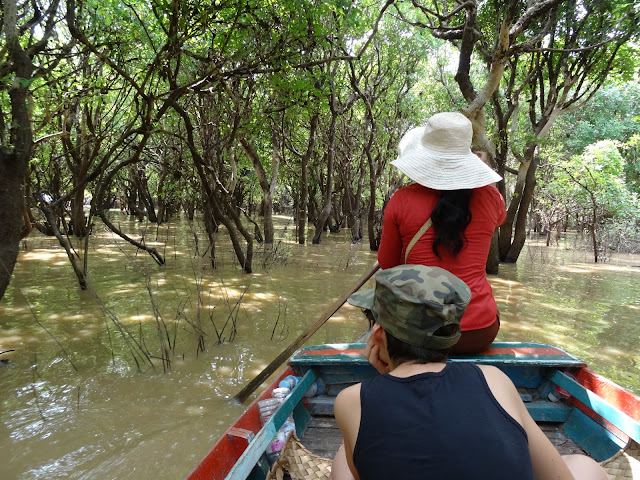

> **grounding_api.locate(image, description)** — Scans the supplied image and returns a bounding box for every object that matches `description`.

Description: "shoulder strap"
[404,218,432,263]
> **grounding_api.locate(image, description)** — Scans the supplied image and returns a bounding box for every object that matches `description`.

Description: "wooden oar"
[234,260,380,403]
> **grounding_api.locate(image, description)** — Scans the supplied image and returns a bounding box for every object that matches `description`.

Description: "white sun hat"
[391,112,502,190]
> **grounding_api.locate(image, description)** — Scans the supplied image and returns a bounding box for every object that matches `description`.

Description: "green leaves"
[17,77,34,88]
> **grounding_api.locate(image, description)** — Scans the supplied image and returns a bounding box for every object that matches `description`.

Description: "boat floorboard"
[299,416,587,460]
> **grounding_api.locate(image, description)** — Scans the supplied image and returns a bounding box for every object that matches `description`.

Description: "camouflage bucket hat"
[348,265,471,349]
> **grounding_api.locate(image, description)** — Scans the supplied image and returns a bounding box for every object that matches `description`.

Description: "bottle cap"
[278,375,300,389]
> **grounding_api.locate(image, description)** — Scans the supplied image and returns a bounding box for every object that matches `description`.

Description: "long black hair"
[431,189,473,258]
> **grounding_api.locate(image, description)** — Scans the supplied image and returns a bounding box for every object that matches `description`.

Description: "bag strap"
[404,218,432,263]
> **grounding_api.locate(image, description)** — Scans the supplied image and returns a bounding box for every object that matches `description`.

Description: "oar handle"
[234,261,380,403]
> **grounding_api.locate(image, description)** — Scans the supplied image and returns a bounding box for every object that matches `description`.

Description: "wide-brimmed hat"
[348,265,471,349]
[391,112,502,190]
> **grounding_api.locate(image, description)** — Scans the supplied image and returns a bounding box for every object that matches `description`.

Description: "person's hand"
[473,151,490,166]
[364,336,389,374]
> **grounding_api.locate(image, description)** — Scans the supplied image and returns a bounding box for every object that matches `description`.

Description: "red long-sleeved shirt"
[378,184,506,331]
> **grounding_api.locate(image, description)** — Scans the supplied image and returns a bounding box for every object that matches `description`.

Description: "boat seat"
[291,341,586,368]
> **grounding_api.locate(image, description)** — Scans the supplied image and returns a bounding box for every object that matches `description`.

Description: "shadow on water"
[0,217,638,479]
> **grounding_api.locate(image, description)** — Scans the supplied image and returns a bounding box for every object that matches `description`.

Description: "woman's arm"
[333,384,362,480]
[377,195,403,269]
[522,411,575,480]
[480,366,573,480]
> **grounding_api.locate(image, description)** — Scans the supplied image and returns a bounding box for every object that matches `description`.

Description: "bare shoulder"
[335,383,361,409]
[477,364,518,387]
[476,364,525,425]
[334,383,362,450]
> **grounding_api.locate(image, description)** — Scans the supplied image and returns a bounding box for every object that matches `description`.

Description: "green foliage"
[4,0,638,268]
[580,141,637,217]
[597,217,640,254]
[539,140,639,230]
[622,134,640,195]
[557,83,640,155]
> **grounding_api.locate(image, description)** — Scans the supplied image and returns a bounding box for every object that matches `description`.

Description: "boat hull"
[188,342,640,480]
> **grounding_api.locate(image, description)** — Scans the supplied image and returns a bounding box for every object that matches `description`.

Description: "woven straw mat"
[266,432,332,480]
[601,440,640,479]
[265,433,640,479]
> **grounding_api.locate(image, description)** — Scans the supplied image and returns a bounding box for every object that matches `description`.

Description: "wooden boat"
[187,342,640,480]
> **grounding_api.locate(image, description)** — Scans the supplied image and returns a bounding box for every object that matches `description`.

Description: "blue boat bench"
[290,342,586,423]
[290,342,639,461]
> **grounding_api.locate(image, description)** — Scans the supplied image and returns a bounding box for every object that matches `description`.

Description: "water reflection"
[493,245,640,396]
[0,218,638,479]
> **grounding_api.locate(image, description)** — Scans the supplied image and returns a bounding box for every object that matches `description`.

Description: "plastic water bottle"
[272,387,290,399]
[259,388,293,425]
[305,381,318,397]
[279,375,300,390]
[261,386,297,465]
[266,415,296,462]
[281,415,296,436]
[258,397,282,425]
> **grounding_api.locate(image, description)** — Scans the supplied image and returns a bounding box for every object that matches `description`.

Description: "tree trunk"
[156,165,169,224]
[0,156,28,300]
[498,146,535,261]
[239,137,277,246]
[298,159,309,244]
[0,4,34,300]
[70,187,87,237]
[504,154,538,262]
[590,204,599,263]
[366,149,383,251]
[43,205,88,288]
[486,231,500,275]
[590,224,598,263]
[312,114,337,244]
[201,188,218,268]
[297,114,318,245]
[132,170,158,223]
[367,181,381,251]
[346,164,365,243]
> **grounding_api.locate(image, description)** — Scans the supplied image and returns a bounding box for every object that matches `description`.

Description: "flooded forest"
[2,0,640,478]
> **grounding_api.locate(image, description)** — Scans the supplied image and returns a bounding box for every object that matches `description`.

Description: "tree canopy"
[1,0,639,299]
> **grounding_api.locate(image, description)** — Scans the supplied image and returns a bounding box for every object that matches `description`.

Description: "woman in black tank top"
[334,265,608,480]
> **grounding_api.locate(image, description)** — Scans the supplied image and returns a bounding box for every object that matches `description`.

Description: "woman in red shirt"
[377,112,506,353]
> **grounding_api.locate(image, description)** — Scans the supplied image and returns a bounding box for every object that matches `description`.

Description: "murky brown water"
[1,215,638,479]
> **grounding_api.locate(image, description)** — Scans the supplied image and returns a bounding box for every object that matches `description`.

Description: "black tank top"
[353,363,535,479]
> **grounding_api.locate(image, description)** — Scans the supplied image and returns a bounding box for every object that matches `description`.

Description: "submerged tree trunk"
[486,233,500,275]
[0,1,34,300]
[201,188,218,268]
[42,205,88,288]
[0,155,29,300]
[344,159,365,243]
[589,223,598,263]
[132,169,158,223]
[298,158,309,245]
[498,148,534,262]
[156,161,169,224]
[70,187,88,237]
[365,147,385,251]
[367,186,380,251]
[297,114,318,245]
[313,114,337,244]
[239,136,279,247]
[508,161,537,262]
